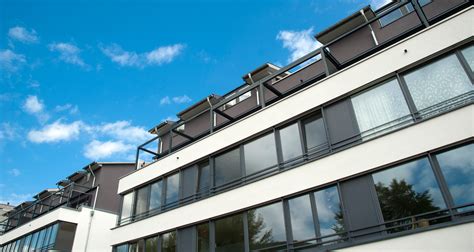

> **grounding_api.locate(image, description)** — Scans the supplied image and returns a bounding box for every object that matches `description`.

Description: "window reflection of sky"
[289,194,315,242]
[436,144,474,206]
[372,158,446,209]
[250,202,286,248]
[314,186,343,236]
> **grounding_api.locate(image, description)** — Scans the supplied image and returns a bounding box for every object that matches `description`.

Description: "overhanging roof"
[177,94,222,121]
[242,63,285,84]
[149,120,176,135]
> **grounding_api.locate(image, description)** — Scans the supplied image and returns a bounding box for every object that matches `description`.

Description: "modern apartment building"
[111,0,474,251]
[0,162,135,251]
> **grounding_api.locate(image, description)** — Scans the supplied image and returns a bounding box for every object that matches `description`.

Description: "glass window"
[288,194,316,243]
[49,223,59,246]
[244,133,278,175]
[135,186,149,217]
[351,79,412,138]
[279,123,303,163]
[128,243,137,252]
[197,223,209,252]
[165,173,180,207]
[29,232,38,251]
[41,226,52,248]
[149,180,163,211]
[137,240,145,252]
[373,158,446,223]
[379,8,403,27]
[248,202,287,250]
[121,192,135,223]
[314,186,345,238]
[215,213,244,252]
[116,244,128,252]
[403,54,473,116]
[461,45,474,72]
[22,234,32,252]
[198,161,210,196]
[303,116,328,153]
[145,236,158,252]
[436,144,474,208]
[36,229,46,249]
[161,231,177,252]
[214,148,241,188]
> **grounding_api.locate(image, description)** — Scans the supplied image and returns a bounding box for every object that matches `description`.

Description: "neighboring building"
[0,162,135,252]
[0,205,14,226]
[112,1,474,252]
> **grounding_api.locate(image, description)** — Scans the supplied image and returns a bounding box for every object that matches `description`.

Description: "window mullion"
[396,72,419,120]
[427,154,456,215]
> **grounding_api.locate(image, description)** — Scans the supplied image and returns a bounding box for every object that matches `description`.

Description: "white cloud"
[370,0,392,9]
[27,120,82,143]
[84,140,134,160]
[55,103,79,114]
[0,193,33,206]
[0,49,26,73]
[23,95,44,114]
[8,26,39,44]
[48,42,87,67]
[0,122,19,141]
[172,95,192,104]
[160,96,171,105]
[8,168,21,177]
[100,43,185,68]
[96,121,150,143]
[276,27,321,63]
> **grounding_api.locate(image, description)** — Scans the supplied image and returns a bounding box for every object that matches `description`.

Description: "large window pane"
[379,8,403,27]
[145,236,158,252]
[149,180,163,211]
[461,45,474,72]
[373,158,446,223]
[198,161,210,196]
[36,229,46,249]
[288,194,316,243]
[165,173,180,207]
[214,148,241,188]
[279,123,303,163]
[244,133,278,175]
[303,116,328,153]
[116,244,128,252]
[215,213,244,252]
[161,231,177,252]
[121,192,135,223]
[29,232,38,251]
[135,186,149,217]
[403,54,473,115]
[129,243,137,252]
[22,234,31,252]
[197,223,209,252]
[436,144,474,208]
[49,223,59,247]
[352,79,412,138]
[314,186,344,238]
[248,202,287,250]
[181,166,197,201]
[41,226,52,249]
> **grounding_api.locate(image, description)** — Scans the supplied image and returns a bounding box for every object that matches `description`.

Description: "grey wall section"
[95,164,135,213]
[326,26,375,64]
[372,11,421,44]
[177,226,196,252]
[183,112,211,138]
[54,222,77,251]
[216,89,260,127]
[181,166,198,201]
[423,0,467,20]
[340,175,383,239]
[324,99,360,148]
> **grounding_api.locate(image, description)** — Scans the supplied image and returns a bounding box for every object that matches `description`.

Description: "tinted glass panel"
[49,223,59,246]
[461,45,474,72]
[436,144,474,208]
[314,186,344,238]
[36,229,46,249]
[129,243,137,252]
[181,166,197,201]
[198,161,210,196]
[165,173,180,207]
[116,244,128,252]
[379,8,403,27]
[304,116,327,152]
[352,79,412,138]
[248,202,287,250]
[41,226,52,248]
[288,194,316,242]
[22,234,31,252]
[215,213,244,252]
[135,186,149,217]
[197,223,209,252]
[279,123,303,163]
[403,54,473,115]
[373,158,446,222]
[161,231,177,252]
[145,237,158,252]
[121,192,135,222]
[29,232,38,250]
[244,133,278,175]
[214,148,241,188]
[137,240,145,252]
[149,180,163,211]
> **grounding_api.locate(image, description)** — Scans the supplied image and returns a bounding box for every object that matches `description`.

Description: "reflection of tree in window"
[314,186,345,241]
[215,214,244,252]
[161,231,176,252]
[247,202,286,250]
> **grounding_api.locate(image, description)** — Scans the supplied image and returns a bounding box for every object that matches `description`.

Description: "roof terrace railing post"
[258,81,266,108]
[320,46,331,76]
[209,108,214,133]
[411,0,430,27]
[168,128,173,154]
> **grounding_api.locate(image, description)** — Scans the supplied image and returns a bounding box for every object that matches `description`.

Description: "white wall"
[0,206,117,252]
[118,7,474,194]
[335,222,474,252]
[110,104,474,244]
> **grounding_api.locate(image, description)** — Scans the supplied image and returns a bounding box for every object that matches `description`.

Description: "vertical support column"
[258,82,266,108]
[168,128,173,154]
[411,0,430,27]
[320,47,330,76]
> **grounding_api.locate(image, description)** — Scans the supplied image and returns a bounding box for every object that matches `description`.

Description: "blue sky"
[0,0,387,205]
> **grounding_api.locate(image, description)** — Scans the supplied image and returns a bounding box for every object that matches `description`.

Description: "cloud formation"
[48,42,87,67]
[8,26,39,44]
[8,168,21,177]
[276,27,321,63]
[100,43,185,68]
[0,49,26,73]
[84,140,134,160]
[27,120,82,143]
[160,95,192,105]
[22,95,50,123]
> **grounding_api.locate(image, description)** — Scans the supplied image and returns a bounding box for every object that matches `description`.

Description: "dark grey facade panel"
[54,222,77,251]
[177,226,196,252]
[181,166,198,201]
[324,99,360,148]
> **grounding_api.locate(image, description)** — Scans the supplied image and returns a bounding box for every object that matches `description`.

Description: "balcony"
[0,183,93,235]
[135,0,471,169]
